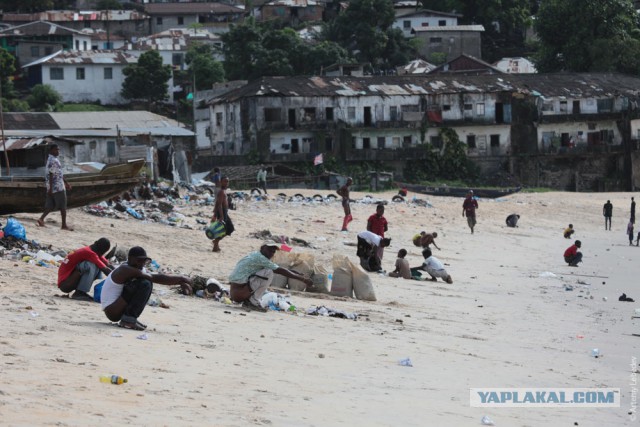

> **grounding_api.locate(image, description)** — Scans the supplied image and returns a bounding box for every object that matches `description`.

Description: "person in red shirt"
[462,190,479,233]
[367,204,389,260]
[58,237,114,301]
[563,240,582,267]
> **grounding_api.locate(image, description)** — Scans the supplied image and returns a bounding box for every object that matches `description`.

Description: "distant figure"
[462,190,478,233]
[58,238,113,301]
[564,240,583,267]
[388,249,411,279]
[563,224,575,239]
[337,177,353,231]
[211,176,235,252]
[636,231,640,247]
[367,204,388,259]
[628,220,635,246]
[257,167,267,194]
[356,230,391,272]
[412,248,453,283]
[228,241,312,312]
[603,200,613,230]
[101,246,192,330]
[37,144,73,230]
[211,168,221,186]
[412,231,441,250]
[632,197,636,224]
[506,214,520,228]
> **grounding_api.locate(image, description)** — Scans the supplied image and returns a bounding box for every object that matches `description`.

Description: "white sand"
[0,190,637,426]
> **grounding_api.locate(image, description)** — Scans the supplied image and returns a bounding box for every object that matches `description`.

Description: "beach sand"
[0,189,637,426]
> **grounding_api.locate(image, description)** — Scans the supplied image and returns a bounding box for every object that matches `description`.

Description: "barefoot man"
[37,144,73,230]
[211,176,235,252]
[337,177,353,231]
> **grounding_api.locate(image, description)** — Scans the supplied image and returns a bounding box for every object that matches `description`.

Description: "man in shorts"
[337,177,353,231]
[37,144,73,230]
[462,190,478,234]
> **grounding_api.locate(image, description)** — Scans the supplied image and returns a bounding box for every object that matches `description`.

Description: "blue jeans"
[76,261,102,293]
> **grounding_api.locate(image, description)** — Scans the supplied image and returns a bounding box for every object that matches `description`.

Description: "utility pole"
[0,79,10,176]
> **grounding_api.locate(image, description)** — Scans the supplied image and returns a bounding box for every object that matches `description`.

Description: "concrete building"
[411,25,484,63]
[259,0,324,25]
[144,2,245,35]
[392,9,461,38]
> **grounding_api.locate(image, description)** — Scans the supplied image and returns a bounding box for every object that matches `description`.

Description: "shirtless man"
[337,177,353,231]
[412,231,441,250]
[211,176,235,252]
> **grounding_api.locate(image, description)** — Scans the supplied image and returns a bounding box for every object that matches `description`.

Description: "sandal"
[118,320,145,331]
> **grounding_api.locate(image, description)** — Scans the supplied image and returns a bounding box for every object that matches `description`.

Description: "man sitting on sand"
[412,248,453,283]
[101,247,192,330]
[228,241,313,312]
[357,230,392,272]
[412,231,441,250]
[564,240,583,267]
[506,214,520,228]
[58,237,114,301]
[388,249,411,279]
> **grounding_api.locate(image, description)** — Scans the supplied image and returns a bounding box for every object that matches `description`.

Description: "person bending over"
[412,248,453,283]
[58,237,113,301]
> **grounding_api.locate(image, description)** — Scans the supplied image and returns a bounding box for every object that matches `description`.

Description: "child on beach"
[389,249,411,279]
[628,221,635,246]
[563,224,575,239]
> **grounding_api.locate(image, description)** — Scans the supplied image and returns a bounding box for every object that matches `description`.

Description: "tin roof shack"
[0,21,91,65]
[0,10,150,41]
[206,73,640,191]
[259,0,324,26]
[144,3,245,35]
[2,111,195,183]
[0,136,82,177]
[392,9,461,38]
[411,25,484,63]
[21,50,140,105]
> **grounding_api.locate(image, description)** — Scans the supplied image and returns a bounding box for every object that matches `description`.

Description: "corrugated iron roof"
[0,20,86,36]
[210,73,640,105]
[412,25,485,32]
[144,3,245,15]
[1,10,148,22]
[125,28,220,52]
[0,135,82,151]
[263,0,320,7]
[23,50,138,67]
[4,113,60,130]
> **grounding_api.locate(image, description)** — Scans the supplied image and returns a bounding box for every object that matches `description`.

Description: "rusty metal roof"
[1,10,148,22]
[144,3,245,15]
[23,50,138,67]
[210,73,640,105]
[0,20,86,36]
[0,135,82,151]
[263,0,320,7]
[3,113,59,130]
[125,28,220,52]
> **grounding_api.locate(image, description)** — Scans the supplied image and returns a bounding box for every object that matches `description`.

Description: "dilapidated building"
[204,73,640,191]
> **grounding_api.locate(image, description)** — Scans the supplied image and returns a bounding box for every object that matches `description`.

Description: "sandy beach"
[0,188,637,426]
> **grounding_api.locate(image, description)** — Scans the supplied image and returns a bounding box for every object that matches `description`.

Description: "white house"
[392,9,461,38]
[493,57,537,74]
[22,50,139,105]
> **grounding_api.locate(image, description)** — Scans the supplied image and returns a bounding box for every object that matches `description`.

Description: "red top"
[57,246,107,286]
[564,244,578,258]
[463,197,478,217]
[367,214,388,237]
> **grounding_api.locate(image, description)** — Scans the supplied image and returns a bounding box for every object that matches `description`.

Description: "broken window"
[467,135,476,148]
[264,108,281,122]
[490,134,500,147]
[403,135,412,147]
[303,108,316,121]
[325,107,334,120]
[542,102,554,112]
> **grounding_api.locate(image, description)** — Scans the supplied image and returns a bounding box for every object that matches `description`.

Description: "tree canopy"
[0,0,73,12]
[185,44,225,90]
[534,0,640,73]
[121,50,172,104]
[221,20,351,80]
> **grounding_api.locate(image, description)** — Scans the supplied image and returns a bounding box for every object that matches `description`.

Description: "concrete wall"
[415,30,482,61]
[261,5,323,23]
[393,15,458,37]
[536,120,620,152]
[42,63,128,104]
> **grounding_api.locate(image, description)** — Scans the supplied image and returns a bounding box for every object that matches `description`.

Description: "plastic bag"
[3,217,26,240]
[93,279,105,303]
[205,221,226,240]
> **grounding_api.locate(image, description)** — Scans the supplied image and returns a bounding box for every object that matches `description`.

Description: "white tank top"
[101,264,147,310]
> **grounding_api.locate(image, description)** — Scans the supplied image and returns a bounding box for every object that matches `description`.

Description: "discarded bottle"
[480,415,495,425]
[591,348,601,358]
[99,375,128,385]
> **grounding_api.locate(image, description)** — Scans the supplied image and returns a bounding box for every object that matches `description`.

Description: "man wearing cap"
[228,241,313,312]
[462,190,478,234]
[37,144,73,230]
[101,246,192,330]
[57,237,113,301]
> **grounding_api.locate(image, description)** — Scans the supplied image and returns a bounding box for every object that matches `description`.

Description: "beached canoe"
[398,183,522,199]
[0,159,145,215]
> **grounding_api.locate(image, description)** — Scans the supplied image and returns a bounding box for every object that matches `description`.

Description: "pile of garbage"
[248,229,315,248]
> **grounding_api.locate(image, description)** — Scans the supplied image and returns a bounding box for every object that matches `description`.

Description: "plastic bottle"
[100,375,128,385]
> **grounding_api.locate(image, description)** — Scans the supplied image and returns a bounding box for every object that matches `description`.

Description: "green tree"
[324,0,416,68]
[185,44,225,90]
[0,48,17,99]
[96,0,123,10]
[26,84,63,112]
[121,50,171,104]
[534,0,639,72]
[0,0,73,12]
[221,20,265,80]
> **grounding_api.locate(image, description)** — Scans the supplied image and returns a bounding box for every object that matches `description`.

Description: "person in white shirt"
[412,248,453,283]
[356,230,391,272]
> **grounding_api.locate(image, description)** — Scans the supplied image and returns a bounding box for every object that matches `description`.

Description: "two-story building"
[411,25,485,62]
[204,73,640,190]
[145,2,245,35]
[392,9,461,38]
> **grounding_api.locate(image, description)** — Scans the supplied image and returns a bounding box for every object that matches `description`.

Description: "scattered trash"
[481,415,495,425]
[565,285,574,291]
[399,357,413,367]
[590,348,601,358]
[619,293,635,302]
[29,311,39,318]
[136,333,149,340]
[539,272,557,278]
[306,305,357,320]
[111,333,123,338]
[99,375,127,385]
[603,297,608,302]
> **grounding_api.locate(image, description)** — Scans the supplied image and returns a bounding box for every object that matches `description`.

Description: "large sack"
[308,264,330,294]
[288,258,313,291]
[330,255,353,297]
[270,251,293,288]
[350,259,377,301]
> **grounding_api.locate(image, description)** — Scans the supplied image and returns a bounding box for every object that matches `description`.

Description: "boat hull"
[399,183,521,199]
[0,159,145,215]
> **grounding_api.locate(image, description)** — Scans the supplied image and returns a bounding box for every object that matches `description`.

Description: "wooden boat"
[0,159,145,215]
[398,182,521,199]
